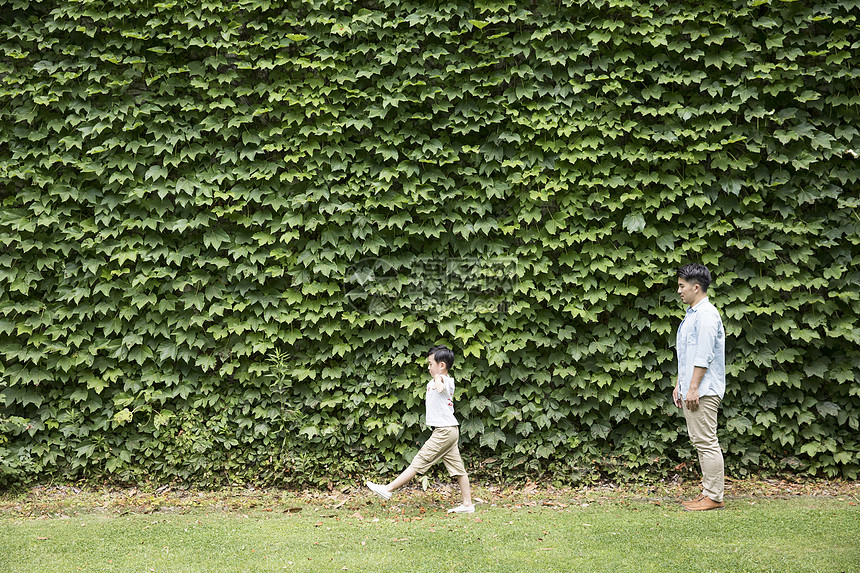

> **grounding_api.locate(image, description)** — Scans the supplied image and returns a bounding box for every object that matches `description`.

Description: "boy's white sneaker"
[447,504,475,514]
[365,481,392,500]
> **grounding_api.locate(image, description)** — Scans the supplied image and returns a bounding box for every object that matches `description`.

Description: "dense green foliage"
[1,0,858,487]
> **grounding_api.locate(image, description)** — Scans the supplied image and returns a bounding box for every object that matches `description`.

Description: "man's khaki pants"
[683,395,724,502]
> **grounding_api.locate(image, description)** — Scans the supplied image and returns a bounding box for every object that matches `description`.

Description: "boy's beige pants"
[407,426,467,477]
[683,395,724,502]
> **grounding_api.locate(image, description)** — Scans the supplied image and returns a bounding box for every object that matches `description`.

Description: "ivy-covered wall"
[1,0,858,487]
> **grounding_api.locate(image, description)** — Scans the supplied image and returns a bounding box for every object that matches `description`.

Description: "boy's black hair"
[677,263,712,292]
[427,345,455,370]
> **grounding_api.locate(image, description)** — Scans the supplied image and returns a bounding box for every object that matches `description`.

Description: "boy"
[366,345,474,513]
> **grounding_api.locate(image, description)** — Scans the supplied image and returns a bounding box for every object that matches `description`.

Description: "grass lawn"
[1,484,858,573]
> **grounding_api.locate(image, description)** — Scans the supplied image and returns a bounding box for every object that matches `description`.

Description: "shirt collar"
[688,297,709,313]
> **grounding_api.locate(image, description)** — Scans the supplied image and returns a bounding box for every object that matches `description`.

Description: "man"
[673,263,727,511]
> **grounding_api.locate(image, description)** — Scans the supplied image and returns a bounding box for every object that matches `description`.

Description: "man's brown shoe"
[684,497,725,511]
[682,493,706,507]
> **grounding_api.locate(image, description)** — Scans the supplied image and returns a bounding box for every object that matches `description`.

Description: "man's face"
[677,278,700,306]
[427,355,445,377]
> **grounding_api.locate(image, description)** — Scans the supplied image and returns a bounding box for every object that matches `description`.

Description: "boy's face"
[427,354,446,377]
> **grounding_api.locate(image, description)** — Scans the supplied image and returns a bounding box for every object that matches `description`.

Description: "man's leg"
[683,395,724,502]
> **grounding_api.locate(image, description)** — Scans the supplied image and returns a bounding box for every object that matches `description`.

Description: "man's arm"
[685,311,720,410]
[692,312,720,373]
[685,366,707,410]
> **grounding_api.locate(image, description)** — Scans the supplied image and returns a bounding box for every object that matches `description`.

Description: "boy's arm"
[432,374,454,398]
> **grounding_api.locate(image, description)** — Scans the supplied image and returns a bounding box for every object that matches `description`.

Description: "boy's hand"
[432,374,445,393]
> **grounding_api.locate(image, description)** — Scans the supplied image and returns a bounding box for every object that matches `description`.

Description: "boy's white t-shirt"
[425,375,458,427]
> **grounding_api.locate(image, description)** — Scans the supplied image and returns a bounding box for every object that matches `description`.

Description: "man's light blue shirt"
[676,297,726,398]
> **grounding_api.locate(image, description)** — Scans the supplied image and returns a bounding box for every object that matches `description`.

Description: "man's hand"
[685,387,700,411]
[684,367,707,411]
[672,386,682,408]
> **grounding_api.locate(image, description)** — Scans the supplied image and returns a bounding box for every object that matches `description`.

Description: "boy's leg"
[386,467,417,492]
[438,427,473,510]
[457,474,472,506]
[367,466,417,499]
[368,428,453,498]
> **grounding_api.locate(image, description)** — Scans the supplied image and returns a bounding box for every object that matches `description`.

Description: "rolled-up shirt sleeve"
[693,311,720,369]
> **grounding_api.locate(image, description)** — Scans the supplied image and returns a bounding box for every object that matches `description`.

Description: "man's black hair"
[677,263,712,292]
[427,345,455,370]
